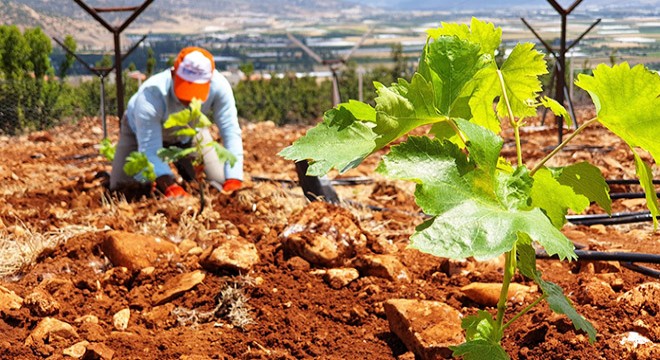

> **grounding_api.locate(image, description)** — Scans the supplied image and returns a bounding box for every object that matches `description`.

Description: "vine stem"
[496,246,516,329]
[447,118,469,146]
[529,117,599,176]
[496,70,522,167]
[503,294,548,330]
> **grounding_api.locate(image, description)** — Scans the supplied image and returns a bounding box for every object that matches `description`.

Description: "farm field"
[1,109,659,359]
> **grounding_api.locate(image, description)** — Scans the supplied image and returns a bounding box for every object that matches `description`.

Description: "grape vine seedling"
[280,18,660,359]
[125,98,236,210]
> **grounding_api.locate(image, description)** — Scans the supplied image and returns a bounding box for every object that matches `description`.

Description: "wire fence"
[0,79,69,135]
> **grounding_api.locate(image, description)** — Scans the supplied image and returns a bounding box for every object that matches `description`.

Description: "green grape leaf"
[575,63,660,163]
[633,150,660,229]
[531,167,590,228]
[517,234,597,343]
[164,108,191,128]
[212,142,237,167]
[175,128,197,137]
[99,138,115,162]
[196,113,212,128]
[337,100,376,123]
[157,146,196,163]
[123,151,155,182]
[422,36,485,117]
[496,43,548,119]
[379,135,575,261]
[461,310,502,343]
[278,119,377,176]
[468,65,501,133]
[427,17,502,57]
[552,162,611,214]
[540,96,573,127]
[451,339,510,360]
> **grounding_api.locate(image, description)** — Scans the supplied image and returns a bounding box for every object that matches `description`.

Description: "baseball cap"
[172,47,215,102]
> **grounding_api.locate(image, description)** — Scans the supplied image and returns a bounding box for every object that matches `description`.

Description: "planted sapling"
[280,17,660,359]
[125,98,236,211]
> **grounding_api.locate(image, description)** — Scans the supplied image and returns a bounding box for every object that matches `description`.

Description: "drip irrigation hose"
[251,175,373,186]
[606,179,660,185]
[567,211,657,226]
[536,250,660,279]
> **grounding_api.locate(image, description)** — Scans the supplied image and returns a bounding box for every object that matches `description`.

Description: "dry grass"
[0,223,103,278]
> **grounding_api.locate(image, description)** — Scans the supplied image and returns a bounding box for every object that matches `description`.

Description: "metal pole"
[113,32,124,118]
[100,75,107,139]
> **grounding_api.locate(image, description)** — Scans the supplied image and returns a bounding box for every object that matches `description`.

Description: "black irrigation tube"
[251,175,374,186]
[607,179,660,185]
[567,211,657,226]
[537,250,660,278]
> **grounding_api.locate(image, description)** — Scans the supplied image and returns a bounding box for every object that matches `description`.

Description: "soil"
[1,109,659,360]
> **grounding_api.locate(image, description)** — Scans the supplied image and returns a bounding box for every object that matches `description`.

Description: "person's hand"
[222,179,242,192]
[164,184,190,198]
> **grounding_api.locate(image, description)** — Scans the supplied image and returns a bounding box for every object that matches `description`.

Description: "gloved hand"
[222,179,242,192]
[155,175,189,198]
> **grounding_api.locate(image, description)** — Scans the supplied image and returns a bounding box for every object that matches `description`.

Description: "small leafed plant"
[279,18,660,358]
[124,98,236,208]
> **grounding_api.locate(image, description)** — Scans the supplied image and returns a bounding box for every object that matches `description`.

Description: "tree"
[96,54,113,69]
[391,42,406,79]
[24,27,52,79]
[146,47,156,76]
[0,25,30,80]
[58,35,77,80]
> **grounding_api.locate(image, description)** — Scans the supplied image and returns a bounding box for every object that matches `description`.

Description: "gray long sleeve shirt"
[125,69,244,181]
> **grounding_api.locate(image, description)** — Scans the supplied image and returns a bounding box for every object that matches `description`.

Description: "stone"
[0,285,23,312]
[617,283,660,313]
[63,340,89,359]
[369,235,398,254]
[384,299,464,359]
[324,268,360,289]
[25,317,78,346]
[27,130,54,142]
[24,290,60,316]
[152,270,206,305]
[102,267,132,287]
[579,260,621,274]
[143,303,176,328]
[352,254,410,282]
[178,239,198,253]
[113,308,131,331]
[74,314,99,324]
[575,277,615,306]
[85,342,115,360]
[200,237,260,273]
[281,202,367,267]
[101,231,178,270]
[460,282,535,307]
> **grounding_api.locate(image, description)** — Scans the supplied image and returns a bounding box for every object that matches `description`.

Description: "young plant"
[279,18,660,358]
[125,98,236,210]
[99,137,116,162]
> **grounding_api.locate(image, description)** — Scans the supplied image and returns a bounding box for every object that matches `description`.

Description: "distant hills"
[347,0,660,10]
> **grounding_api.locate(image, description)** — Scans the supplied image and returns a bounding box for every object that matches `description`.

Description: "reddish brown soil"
[1,109,659,359]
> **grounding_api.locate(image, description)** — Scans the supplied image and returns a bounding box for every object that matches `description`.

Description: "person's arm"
[132,87,172,179]
[209,73,244,182]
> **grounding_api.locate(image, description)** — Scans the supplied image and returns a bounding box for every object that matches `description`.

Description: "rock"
[460,282,535,307]
[369,235,398,254]
[384,299,464,359]
[143,303,176,328]
[25,317,78,346]
[579,260,621,274]
[152,270,206,305]
[38,278,74,295]
[353,254,410,282]
[101,231,178,270]
[85,342,115,360]
[63,340,89,359]
[576,277,615,306]
[617,283,660,314]
[27,130,54,142]
[74,314,99,324]
[23,290,60,316]
[200,237,260,273]
[286,256,311,271]
[323,268,360,289]
[102,267,132,287]
[281,202,367,267]
[0,285,23,312]
[188,247,204,256]
[596,273,624,291]
[113,308,131,331]
[78,322,106,342]
[178,239,198,253]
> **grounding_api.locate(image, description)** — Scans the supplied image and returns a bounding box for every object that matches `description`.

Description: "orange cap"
[172,47,215,102]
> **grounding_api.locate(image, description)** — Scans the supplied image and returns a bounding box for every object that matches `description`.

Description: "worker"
[109,46,243,197]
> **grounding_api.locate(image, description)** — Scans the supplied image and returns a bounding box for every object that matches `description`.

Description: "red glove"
[164,184,190,198]
[223,179,242,192]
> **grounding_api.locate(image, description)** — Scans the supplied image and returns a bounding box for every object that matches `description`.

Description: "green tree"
[58,35,77,80]
[391,42,406,79]
[96,54,113,69]
[24,27,52,79]
[146,47,156,76]
[0,25,31,80]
